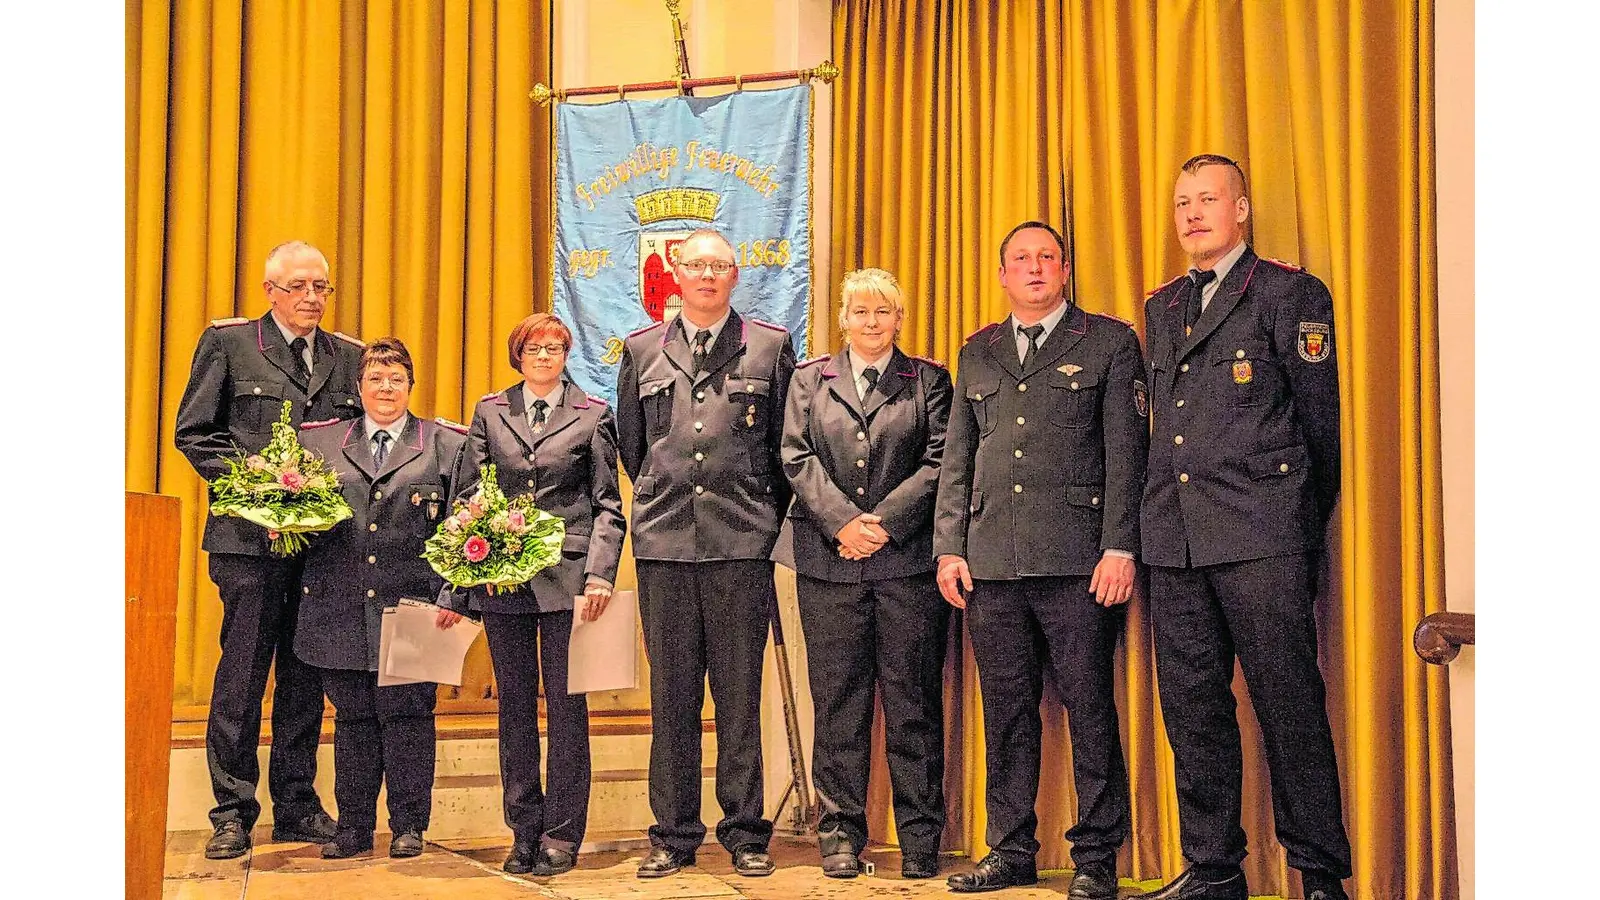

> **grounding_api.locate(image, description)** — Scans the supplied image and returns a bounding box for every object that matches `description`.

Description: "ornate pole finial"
[812,59,840,85]
[530,83,554,106]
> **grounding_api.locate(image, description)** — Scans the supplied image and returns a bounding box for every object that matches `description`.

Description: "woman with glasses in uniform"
[779,268,955,879]
[446,313,626,876]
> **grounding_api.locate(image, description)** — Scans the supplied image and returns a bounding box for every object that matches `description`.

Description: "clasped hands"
[836,513,889,560]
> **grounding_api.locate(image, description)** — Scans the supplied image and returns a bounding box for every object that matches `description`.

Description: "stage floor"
[162,830,1153,898]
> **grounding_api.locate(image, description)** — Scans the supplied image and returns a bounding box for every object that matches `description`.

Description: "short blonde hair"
[264,240,330,282]
[837,268,906,332]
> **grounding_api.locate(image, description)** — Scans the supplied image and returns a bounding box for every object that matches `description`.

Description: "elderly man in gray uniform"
[933,221,1148,898]
[615,228,797,879]
[174,240,365,859]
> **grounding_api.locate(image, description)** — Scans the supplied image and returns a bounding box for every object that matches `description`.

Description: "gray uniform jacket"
[616,310,797,561]
[451,380,627,614]
[294,415,467,671]
[933,304,1149,580]
[781,346,953,583]
[174,314,365,556]
[1140,247,1342,568]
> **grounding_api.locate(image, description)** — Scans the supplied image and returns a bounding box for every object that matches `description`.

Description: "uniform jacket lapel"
[257,314,309,391]
[529,382,584,447]
[1180,246,1260,360]
[306,330,336,399]
[339,420,377,482]
[375,415,425,481]
[821,352,865,423]
[1023,304,1088,378]
[501,386,540,454]
[863,346,916,417]
[988,319,1024,382]
[697,309,746,384]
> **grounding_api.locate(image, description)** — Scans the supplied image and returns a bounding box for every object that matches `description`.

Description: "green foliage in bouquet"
[421,463,565,593]
[208,401,355,556]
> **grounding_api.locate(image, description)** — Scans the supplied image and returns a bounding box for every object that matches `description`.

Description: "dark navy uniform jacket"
[1140,245,1342,568]
[294,415,467,671]
[780,346,953,583]
[933,304,1149,580]
[174,313,365,556]
[451,380,627,614]
[616,310,797,562]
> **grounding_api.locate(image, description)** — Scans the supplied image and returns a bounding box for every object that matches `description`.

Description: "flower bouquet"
[208,400,354,556]
[421,463,565,594]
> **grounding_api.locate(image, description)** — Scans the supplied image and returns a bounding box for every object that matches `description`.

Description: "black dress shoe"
[821,851,860,878]
[531,846,577,876]
[273,810,338,843]
[319,831,375,859]
[947,852,1039,893]
[389,830,424,858]
[1139,865,1247,899]
[1069,861,1119,900]
[503,841,538,874]
[637,846,695,878]
[204,821,251,860]
[1302,870,1349,900]
[732,844,775,876]
[900,851,939,879]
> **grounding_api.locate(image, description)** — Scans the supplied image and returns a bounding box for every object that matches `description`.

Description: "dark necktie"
[861,365,880,397]
[372,430,391,468]
[1019,324,1045,370]
[1185,268,1217,336]
[530,399,549,433]
[288,336,310,382]
[691,329,710,375]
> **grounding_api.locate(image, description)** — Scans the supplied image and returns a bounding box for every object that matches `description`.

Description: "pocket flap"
[1065,484,1105,509]
[1244,443,1309,479]
[639,377,674,399]
[726,374,771,396]
[1213,341,1273,365]
[407,482,447,503]
[965,381,999,402]
[233,380,282,401]
[1049,369,1101,391]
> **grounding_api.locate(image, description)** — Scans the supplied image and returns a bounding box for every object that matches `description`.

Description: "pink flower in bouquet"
[443,517,461,533]
[455,508,474,525]
[278,469,306,491]
[245,455,268,471]
[506,510,526,531]
[467,500,485,518]
[463,535,490,562]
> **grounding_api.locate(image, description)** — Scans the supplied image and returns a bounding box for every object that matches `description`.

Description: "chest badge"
[1057,364,1083,376]
[745,404,757,427]
[410,492,422,506]
[1232,360,1254,384]
[427,502,440,519]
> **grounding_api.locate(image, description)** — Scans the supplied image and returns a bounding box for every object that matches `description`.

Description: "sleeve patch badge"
[1297,322,1331,362]
[1133,380,1148,418]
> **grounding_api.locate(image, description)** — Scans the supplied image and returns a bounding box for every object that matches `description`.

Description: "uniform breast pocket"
[328,390,362,419]
[407,483,448,521]
[965,381,1000,435]
[639,378,675,439]
[726,374,771,433]
[231,380,283,433]
[1048,370,1100,428]
[1214,342,1276,407]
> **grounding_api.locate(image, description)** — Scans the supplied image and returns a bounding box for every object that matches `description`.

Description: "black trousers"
[319,668,438,835]
[482,610,591,851]
[205,553,327,828]
[636,559,774,854]
[965,576,1130,867]
[796,572,949,859]
[1148,553,1352,878]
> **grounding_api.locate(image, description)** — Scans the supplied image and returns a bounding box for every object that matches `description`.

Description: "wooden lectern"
[126,492,181,900]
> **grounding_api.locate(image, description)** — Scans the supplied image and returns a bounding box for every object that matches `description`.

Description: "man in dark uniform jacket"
[615,228,796,879]
[173,240,363,859]
[933,221,1148,899]
[1137,155,1350,900]
[294,337,468,859]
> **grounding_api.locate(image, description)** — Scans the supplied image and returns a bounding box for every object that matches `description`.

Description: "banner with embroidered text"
[552,85,813,404]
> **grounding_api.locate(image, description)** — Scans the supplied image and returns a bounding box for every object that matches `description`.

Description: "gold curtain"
[126,0,551,713]
[834,2,1454,899]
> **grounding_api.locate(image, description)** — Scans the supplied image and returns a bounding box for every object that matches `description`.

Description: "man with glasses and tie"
[175,240,366,859]
[615,228,796,880]
[933,221,1147,898]
[1136,156,1349,900]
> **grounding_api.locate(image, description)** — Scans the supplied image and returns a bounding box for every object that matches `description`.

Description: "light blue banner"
[551,85,813,404]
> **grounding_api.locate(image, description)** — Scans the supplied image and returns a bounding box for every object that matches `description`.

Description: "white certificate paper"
[378,598,483,687]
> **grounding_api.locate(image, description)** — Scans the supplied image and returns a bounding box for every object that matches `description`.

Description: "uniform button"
[1180,363,1190,373]
[746,382,755,391]
[303,586,310,595]
[304,401,312,408]
[527,479,535,488]
[694,451,705,461]
[347,399,356,405]
[373,490,382,499]
[430,492,439,500]
[856,431,866,441]
[651,384,661,394]
[1070,381,1080,390]
[1091,496,1100,506]
[1014,449,1023,458]
[974,393,984,401]
[1174,435,1184,445]
[1280,463,1290,473]
[1013,484,1023,493]
[367,555,376,564]
[527,454,535,462]
[1176,399,1185,408]
[856,459,866,468]
[252,387,262,395]
[1236,349,1247,359]
[1017,383,1028,392]
[694,421,703,431]
[855,487,866,496]
[1179,473,1190,483]
[694,485,704,495]
[696,391,705,401]
[366,589,376,598]
[1016,416,1026,425]
[368,523,378,532]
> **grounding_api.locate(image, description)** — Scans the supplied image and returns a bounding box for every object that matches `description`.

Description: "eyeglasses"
[269,280,336,298]
[362,375,409,389]
[523,343,567,357]
[679,259,735,275]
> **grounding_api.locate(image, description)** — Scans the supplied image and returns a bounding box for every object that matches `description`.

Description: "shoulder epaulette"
[796,354,831,369]
[300,418,340,430]
[586,394,608,406]
[1262,256,1305,273]
[627,321,665,338]
[1093,312,1135,327]
[478,390,505,404]
[1146,274,1187,297]
[210,316,250,328]
[912,355,948,369]
[750,318,789,333]
[332,330,366,348]
[965,322,1000,342]
[433,416,469,434]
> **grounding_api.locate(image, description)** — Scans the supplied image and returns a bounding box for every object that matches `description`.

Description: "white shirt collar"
[1196,240,1249,305]
[270,312,317,363]
[847,345,894,382]
[521,380,567,412]
[678,307,732,348]
[1012,298,1072,342]
[364,412,409,443]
